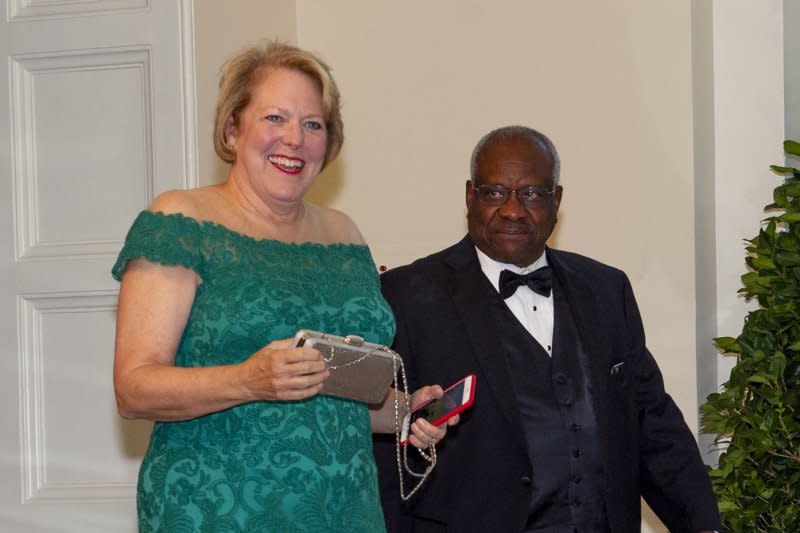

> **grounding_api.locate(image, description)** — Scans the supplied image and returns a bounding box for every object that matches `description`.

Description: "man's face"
[466,136,562,267]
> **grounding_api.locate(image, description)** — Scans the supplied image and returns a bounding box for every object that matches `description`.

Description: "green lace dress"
[112,211,396,533]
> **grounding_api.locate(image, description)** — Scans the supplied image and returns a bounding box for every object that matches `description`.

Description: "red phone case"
[400,374,476,444]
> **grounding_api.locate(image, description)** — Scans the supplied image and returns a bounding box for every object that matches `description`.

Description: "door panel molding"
[10,47,155,260]
[8,0,149,22]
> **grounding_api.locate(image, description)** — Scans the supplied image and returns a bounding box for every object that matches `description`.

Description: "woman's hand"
[242,338,330,401]
[406,385,460,449]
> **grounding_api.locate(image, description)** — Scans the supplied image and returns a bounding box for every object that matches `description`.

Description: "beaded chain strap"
[385,344,437,501]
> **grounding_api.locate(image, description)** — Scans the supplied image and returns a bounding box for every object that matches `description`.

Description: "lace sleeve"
[111,210,206,281]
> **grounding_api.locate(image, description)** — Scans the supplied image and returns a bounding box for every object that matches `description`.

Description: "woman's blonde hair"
[213,41,343,169]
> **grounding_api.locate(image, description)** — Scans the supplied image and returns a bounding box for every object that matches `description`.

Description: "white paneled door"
[0,1,196,531]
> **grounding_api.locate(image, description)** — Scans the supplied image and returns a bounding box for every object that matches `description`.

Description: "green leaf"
[748,255,776,270]
[774,186,789,207]
[785,182,800,198]
[776,232,800,252]
[770,352,787,374]
[774,251,800,267]
[772,165,795,174]
[715,336,741,353]
[785,139,800,156]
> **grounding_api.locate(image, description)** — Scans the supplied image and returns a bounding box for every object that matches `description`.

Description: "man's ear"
[465,179,474,209]
[552,185,563,211]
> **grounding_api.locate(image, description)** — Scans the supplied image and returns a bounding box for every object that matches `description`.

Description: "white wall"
[709,1,784,401]
[786,0,800,141]
[691,0,785,463]
[692,0,719,458]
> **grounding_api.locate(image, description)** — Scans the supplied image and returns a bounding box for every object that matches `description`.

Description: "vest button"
[521,475,532,486]
[572,448,583,458]
[572,474,583,484]
[562,399,573,407]
[570,423,582,432]
[555,374,568,384]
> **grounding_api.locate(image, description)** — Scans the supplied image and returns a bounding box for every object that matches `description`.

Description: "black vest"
[493,276,608,533]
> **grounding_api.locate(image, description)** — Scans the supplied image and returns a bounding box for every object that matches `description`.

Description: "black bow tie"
[498,266,552,298]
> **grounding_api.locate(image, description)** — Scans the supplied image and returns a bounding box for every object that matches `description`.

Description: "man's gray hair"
[469,125,561,187]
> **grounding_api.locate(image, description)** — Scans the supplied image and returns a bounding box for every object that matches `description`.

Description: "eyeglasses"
[471,183,556,208]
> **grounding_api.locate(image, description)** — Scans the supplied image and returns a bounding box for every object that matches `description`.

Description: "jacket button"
[521,475,532,486]
[572,448,583,458]
[556,374,568,384]
[562,399,573,407]
[570,423,582,432]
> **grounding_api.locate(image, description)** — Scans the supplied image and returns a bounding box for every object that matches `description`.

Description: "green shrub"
[700,140,800,532]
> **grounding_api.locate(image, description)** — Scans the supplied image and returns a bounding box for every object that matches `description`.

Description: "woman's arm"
[113,258,328,422]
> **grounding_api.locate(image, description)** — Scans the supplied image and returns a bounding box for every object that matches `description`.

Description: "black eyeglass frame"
[470,181,557,208]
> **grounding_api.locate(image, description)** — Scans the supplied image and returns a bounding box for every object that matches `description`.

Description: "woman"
[112,41,450,533]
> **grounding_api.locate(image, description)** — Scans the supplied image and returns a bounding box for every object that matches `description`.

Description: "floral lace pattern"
[113,211,395,533]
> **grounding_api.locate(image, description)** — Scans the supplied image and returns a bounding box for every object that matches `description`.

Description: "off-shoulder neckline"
[141,210,369,250]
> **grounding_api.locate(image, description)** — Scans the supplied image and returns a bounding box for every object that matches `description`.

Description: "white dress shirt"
[475,247,554,356]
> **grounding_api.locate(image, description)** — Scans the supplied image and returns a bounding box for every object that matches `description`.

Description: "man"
[374,126,721,533]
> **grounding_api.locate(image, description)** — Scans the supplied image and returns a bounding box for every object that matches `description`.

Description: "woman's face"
[226,67,327,206]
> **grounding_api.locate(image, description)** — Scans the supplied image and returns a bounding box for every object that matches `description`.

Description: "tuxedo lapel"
[444,238,528,452]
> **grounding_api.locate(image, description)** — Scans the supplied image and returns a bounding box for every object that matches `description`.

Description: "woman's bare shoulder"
[307,204,366,245]
[148,187,221,220]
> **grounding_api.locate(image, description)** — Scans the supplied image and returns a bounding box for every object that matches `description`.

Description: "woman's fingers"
[245,339,330,400]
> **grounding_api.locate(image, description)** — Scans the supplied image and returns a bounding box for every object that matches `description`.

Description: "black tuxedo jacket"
[374,237,721,533]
